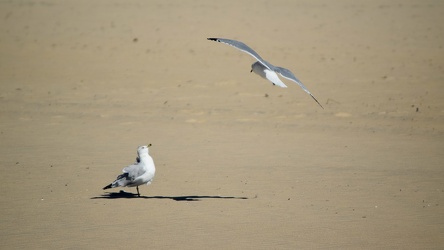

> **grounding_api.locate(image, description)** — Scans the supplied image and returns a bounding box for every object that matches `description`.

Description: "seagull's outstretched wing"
[207,38,274,70]
[275,66,324,109]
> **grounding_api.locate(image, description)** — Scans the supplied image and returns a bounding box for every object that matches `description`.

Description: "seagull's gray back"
[123,163,146,179]
[109,161,149,188]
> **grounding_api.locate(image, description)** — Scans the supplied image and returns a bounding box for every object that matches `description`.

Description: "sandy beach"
[1,0,443,249]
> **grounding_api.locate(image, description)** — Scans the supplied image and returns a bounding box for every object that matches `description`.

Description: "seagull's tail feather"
[102,180,122,190]
[103,173,128,190]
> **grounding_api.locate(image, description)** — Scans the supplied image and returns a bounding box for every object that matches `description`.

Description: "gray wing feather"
[274,66,308,93]
[105,162,147,189]
[275,66,324,109]
[207,38,274,70]
[122,163,146,179]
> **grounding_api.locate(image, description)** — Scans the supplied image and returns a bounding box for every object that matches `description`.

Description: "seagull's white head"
[250,61,267,78]
[137,144,152,156]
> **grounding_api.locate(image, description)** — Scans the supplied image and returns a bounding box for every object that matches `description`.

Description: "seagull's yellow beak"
[147,144,152,147]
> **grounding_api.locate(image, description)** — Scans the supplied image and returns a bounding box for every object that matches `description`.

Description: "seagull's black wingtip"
[207,38,218,41]
[310,94,324,109]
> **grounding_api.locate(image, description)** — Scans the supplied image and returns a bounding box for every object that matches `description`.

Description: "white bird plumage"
[251,61,287,88]
[103,144,155,197]
[208,38,323,109]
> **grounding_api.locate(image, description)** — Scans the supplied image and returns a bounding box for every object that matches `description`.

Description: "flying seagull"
[207,38,323,109]
[103,144,156,197]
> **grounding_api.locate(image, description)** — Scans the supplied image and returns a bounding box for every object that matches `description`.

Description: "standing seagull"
[103,144,155,197]
[207,38,323,109]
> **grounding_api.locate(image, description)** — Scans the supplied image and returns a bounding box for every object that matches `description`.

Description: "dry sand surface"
[1,0,443,249]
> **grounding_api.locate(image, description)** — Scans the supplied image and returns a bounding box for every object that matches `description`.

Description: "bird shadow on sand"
[91,191,249,201]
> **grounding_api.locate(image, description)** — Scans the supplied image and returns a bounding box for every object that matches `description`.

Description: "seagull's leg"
[136,186,140,197]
